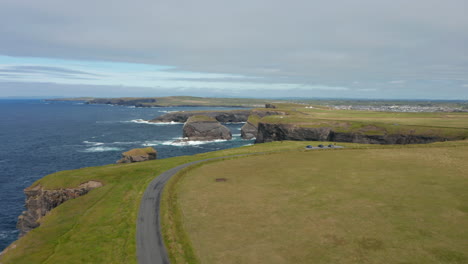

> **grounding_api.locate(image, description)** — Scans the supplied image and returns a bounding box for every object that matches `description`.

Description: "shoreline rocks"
[16,181,103,237]
[254,122,459,144]
[116,147,157,163]
[183,116,232,141]
[150,110,251,123]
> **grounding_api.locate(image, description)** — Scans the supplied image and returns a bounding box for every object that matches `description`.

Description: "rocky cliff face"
[255,123,451,144]
[150,110,251,123]
[116,147,157,163]
[240,122,257,139]
[240,110,287,139]
[17,181,103,237]
[183,116,232,140]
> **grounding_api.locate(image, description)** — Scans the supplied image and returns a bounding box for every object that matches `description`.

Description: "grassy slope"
[3,104,468,263]
[0,141,346,263]
[173,143,468,264]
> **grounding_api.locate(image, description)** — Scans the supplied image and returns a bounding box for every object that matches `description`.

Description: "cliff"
[16,181,103,237]
[182,116,232,140]
[240,110,287,139]
[255,122,466,144]
[150,110,251,123]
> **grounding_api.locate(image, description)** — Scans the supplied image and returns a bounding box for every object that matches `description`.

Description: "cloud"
[0,56,347,93]
[0,0,467,99]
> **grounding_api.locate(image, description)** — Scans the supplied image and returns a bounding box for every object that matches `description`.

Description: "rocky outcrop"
[116,147,157,163]
[16,181,103,237]
[150,110,251,123]
[240,110,287,139]
[251,109,287,118]
[183,116,232,140]
[241,122,257,139]
[255,123,456,144]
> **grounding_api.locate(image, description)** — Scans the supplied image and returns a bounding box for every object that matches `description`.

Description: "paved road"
[137,156,239,264]
[136,146,342,264]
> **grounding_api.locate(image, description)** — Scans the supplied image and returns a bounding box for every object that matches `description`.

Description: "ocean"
[0,99,253,251]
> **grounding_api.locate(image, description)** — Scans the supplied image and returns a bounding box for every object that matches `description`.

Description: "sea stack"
[116,147,157,163]
[183,115,232,141]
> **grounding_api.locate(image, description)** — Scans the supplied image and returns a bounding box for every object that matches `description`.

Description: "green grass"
[122,147,156,156]
[1,140,348,263]
[3,100,468,263]
[186,115,218,122]
[83,96,285,107]
[172,144,468,264]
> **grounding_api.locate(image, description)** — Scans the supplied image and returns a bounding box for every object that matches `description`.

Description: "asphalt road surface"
[136,155,242,264]
[136,160,206,264]
[136,146,340,263]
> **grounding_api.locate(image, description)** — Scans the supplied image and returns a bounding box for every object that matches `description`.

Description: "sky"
[0,0,467,99]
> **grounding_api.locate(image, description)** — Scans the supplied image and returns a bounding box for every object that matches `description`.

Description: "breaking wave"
[142,138,228,147]
[127,119,182,125]
[80,146,123,152]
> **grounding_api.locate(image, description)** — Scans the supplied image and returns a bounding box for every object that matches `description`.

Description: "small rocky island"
[116,147,157,163]
[182,115,232,141]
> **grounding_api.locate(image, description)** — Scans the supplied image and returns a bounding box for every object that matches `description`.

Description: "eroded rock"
[183,115,232,140]
[16,181,103,237]
[116,147,157,164]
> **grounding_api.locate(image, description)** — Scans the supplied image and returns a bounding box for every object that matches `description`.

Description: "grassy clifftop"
[170,143,468,264]
[256,103,468,140]
[82,96,283,107]
[3,102,468,263]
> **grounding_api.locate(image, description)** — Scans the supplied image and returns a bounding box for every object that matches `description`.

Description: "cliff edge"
[16,181,103,237]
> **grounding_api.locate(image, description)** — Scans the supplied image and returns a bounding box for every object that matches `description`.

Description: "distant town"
[328,104,468,113]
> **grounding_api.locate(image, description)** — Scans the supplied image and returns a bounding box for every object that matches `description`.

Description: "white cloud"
[0,56,348,92]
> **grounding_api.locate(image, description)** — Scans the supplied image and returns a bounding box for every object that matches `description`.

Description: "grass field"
[171,144,468,264]
[2,101,468,264]
[294,105,468,129]
[0,140,344,263]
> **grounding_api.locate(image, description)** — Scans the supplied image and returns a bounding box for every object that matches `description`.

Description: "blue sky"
[1,0,467,99]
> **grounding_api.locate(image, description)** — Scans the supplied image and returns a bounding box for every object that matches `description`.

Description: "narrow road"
[137,156,240,264]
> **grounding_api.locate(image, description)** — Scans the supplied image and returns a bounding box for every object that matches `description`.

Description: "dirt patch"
[357,237,384,251]
[215,178,227,182]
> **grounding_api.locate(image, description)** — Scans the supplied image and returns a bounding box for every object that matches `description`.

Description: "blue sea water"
[0,99,253,251]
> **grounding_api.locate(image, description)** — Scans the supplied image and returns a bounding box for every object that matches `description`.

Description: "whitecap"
[83,141,104,146]
[142,138,228,147]
[167,139,228,146]
[232,134,241,137]
[80,146,123,152]
[110,141,141,145]
[126,119,182,125]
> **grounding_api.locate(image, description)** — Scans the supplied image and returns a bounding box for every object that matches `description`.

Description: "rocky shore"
[150,110,251,123]
[16,181,103,237]
[182,116,232,141]
[254,123,462,144]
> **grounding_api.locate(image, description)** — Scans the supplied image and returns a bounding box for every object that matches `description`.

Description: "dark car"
[318,144,324,148]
